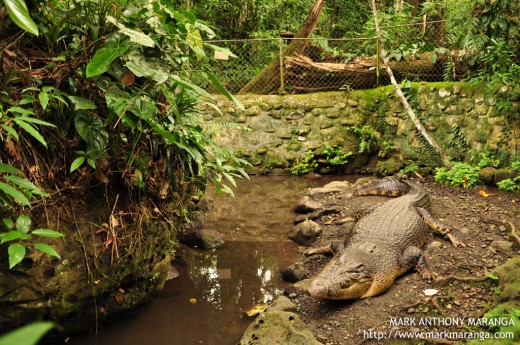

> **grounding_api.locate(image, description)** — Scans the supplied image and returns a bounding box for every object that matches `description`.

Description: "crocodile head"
[308,251,373,300]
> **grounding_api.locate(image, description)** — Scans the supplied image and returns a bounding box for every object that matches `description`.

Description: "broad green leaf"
[0,231,23,244]
[106,15,154,47]
[1,124,20,140]
[68,96,97,110]
[0,163,21,174]
[8,243,26,269]
[15,215,31,234]
[125,61,168,84]
[32,229,64,238]
[3,0,38,35]
[206,44,237,58]
[86,36,132,78]
[34,243,61,258]
[39,92,50,110]
[2,218,14,229]
[0,321,56,345]
[206,72,244,110]
[70,156,85,172]
[0,182,30,205]
[4,175,48,196]
[12,118,48,147]
[119,27,155,47]
[74,112,108,152]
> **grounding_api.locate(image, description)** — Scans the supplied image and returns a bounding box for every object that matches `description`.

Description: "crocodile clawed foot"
[447,230,468,248]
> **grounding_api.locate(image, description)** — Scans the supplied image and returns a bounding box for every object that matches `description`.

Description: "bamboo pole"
[371,0,451,168]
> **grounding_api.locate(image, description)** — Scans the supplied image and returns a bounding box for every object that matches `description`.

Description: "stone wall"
[204,82,519,175]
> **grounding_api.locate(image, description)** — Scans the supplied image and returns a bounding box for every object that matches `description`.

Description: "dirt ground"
[285,176,520,345]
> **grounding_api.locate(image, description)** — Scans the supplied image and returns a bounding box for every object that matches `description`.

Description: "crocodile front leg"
[416,207,468,247]
[400,246,435,280]
[304,241,344,256]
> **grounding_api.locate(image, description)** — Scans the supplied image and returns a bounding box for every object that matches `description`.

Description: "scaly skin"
[307,178,467,300]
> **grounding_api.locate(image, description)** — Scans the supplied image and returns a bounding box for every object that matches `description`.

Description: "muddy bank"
[262,177,520,344]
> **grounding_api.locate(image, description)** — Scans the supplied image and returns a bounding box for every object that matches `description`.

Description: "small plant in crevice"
[399,161,419,176]
[323,145,352,166]
[346,125,379,154]
[449,123,470,161]
[290,150,317,176]
[1,215,64,269]
[434,162,480,188]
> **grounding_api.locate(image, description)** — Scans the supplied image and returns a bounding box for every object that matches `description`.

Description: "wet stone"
[294,196,323,214]
[287,220,322,246]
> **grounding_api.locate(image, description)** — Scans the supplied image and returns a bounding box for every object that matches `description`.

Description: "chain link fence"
[190,21,516,95]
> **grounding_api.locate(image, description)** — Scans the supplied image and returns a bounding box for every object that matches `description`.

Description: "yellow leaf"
[189,298,197,304]
[479,190,496,198]
[244,304,267,317]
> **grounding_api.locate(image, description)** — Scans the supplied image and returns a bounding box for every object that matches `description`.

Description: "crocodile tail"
[353,177,411,197]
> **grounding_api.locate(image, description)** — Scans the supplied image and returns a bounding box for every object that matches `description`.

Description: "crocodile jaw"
[308,276,373,300]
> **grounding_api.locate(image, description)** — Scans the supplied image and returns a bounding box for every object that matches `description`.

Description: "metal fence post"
[279,37,285,94]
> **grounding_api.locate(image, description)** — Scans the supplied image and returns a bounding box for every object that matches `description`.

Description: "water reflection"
[64,175,346,345]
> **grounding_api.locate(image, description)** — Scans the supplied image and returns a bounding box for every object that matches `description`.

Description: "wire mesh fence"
[190,21,517,95]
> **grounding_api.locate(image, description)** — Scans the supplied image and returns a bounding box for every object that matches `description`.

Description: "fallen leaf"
[115,295,124,305]
[104,237,113,248]
[95,228,106,234]
[423,288,438,296]
[244,303,267,317]
[189,298,197,304]
[110,214,119,228]
[479,190,496,198]
[121,72,135,86]
[5,140,21,160]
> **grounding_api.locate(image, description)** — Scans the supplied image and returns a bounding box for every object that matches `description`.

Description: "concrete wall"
[204,82,520,175]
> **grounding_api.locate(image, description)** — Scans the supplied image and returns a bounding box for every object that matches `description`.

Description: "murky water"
[64,176,346,345]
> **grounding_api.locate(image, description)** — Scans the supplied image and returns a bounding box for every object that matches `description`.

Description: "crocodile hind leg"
[400,246,435,280]
[416,207,467,247]
[353,177,410,197]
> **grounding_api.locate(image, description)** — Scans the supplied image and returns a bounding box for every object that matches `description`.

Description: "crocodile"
[306,177,467,300]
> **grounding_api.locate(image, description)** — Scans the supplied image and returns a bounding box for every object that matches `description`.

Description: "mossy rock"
[239,311,323,345]
[497,256,520,302]
[374,157,403,176]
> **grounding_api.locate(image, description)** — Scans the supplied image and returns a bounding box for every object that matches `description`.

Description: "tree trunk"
[238,0,325,94]
[371,0,451,168]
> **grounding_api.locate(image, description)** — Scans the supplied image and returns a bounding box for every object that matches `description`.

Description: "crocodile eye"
[356,264,365,271]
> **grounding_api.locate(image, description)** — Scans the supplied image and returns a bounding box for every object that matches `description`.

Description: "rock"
[265,296,296,313]
[490,240,514,252]
[438,88,451,98]
[307,187,343,197]
[347,99,359,107]
[355,176,378,186]
[285,111,305,120]
[281,261,307,282]
[288,220,322,246]
[238,311,323,345]
[294,196,323,214]
[180,229,225,249]
[494,169,518,184]
[497,256,520,301]
[322,181,351,190]
[478,167,497,185]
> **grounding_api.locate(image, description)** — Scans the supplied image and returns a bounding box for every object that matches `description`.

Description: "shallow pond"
[64,175,349,345]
